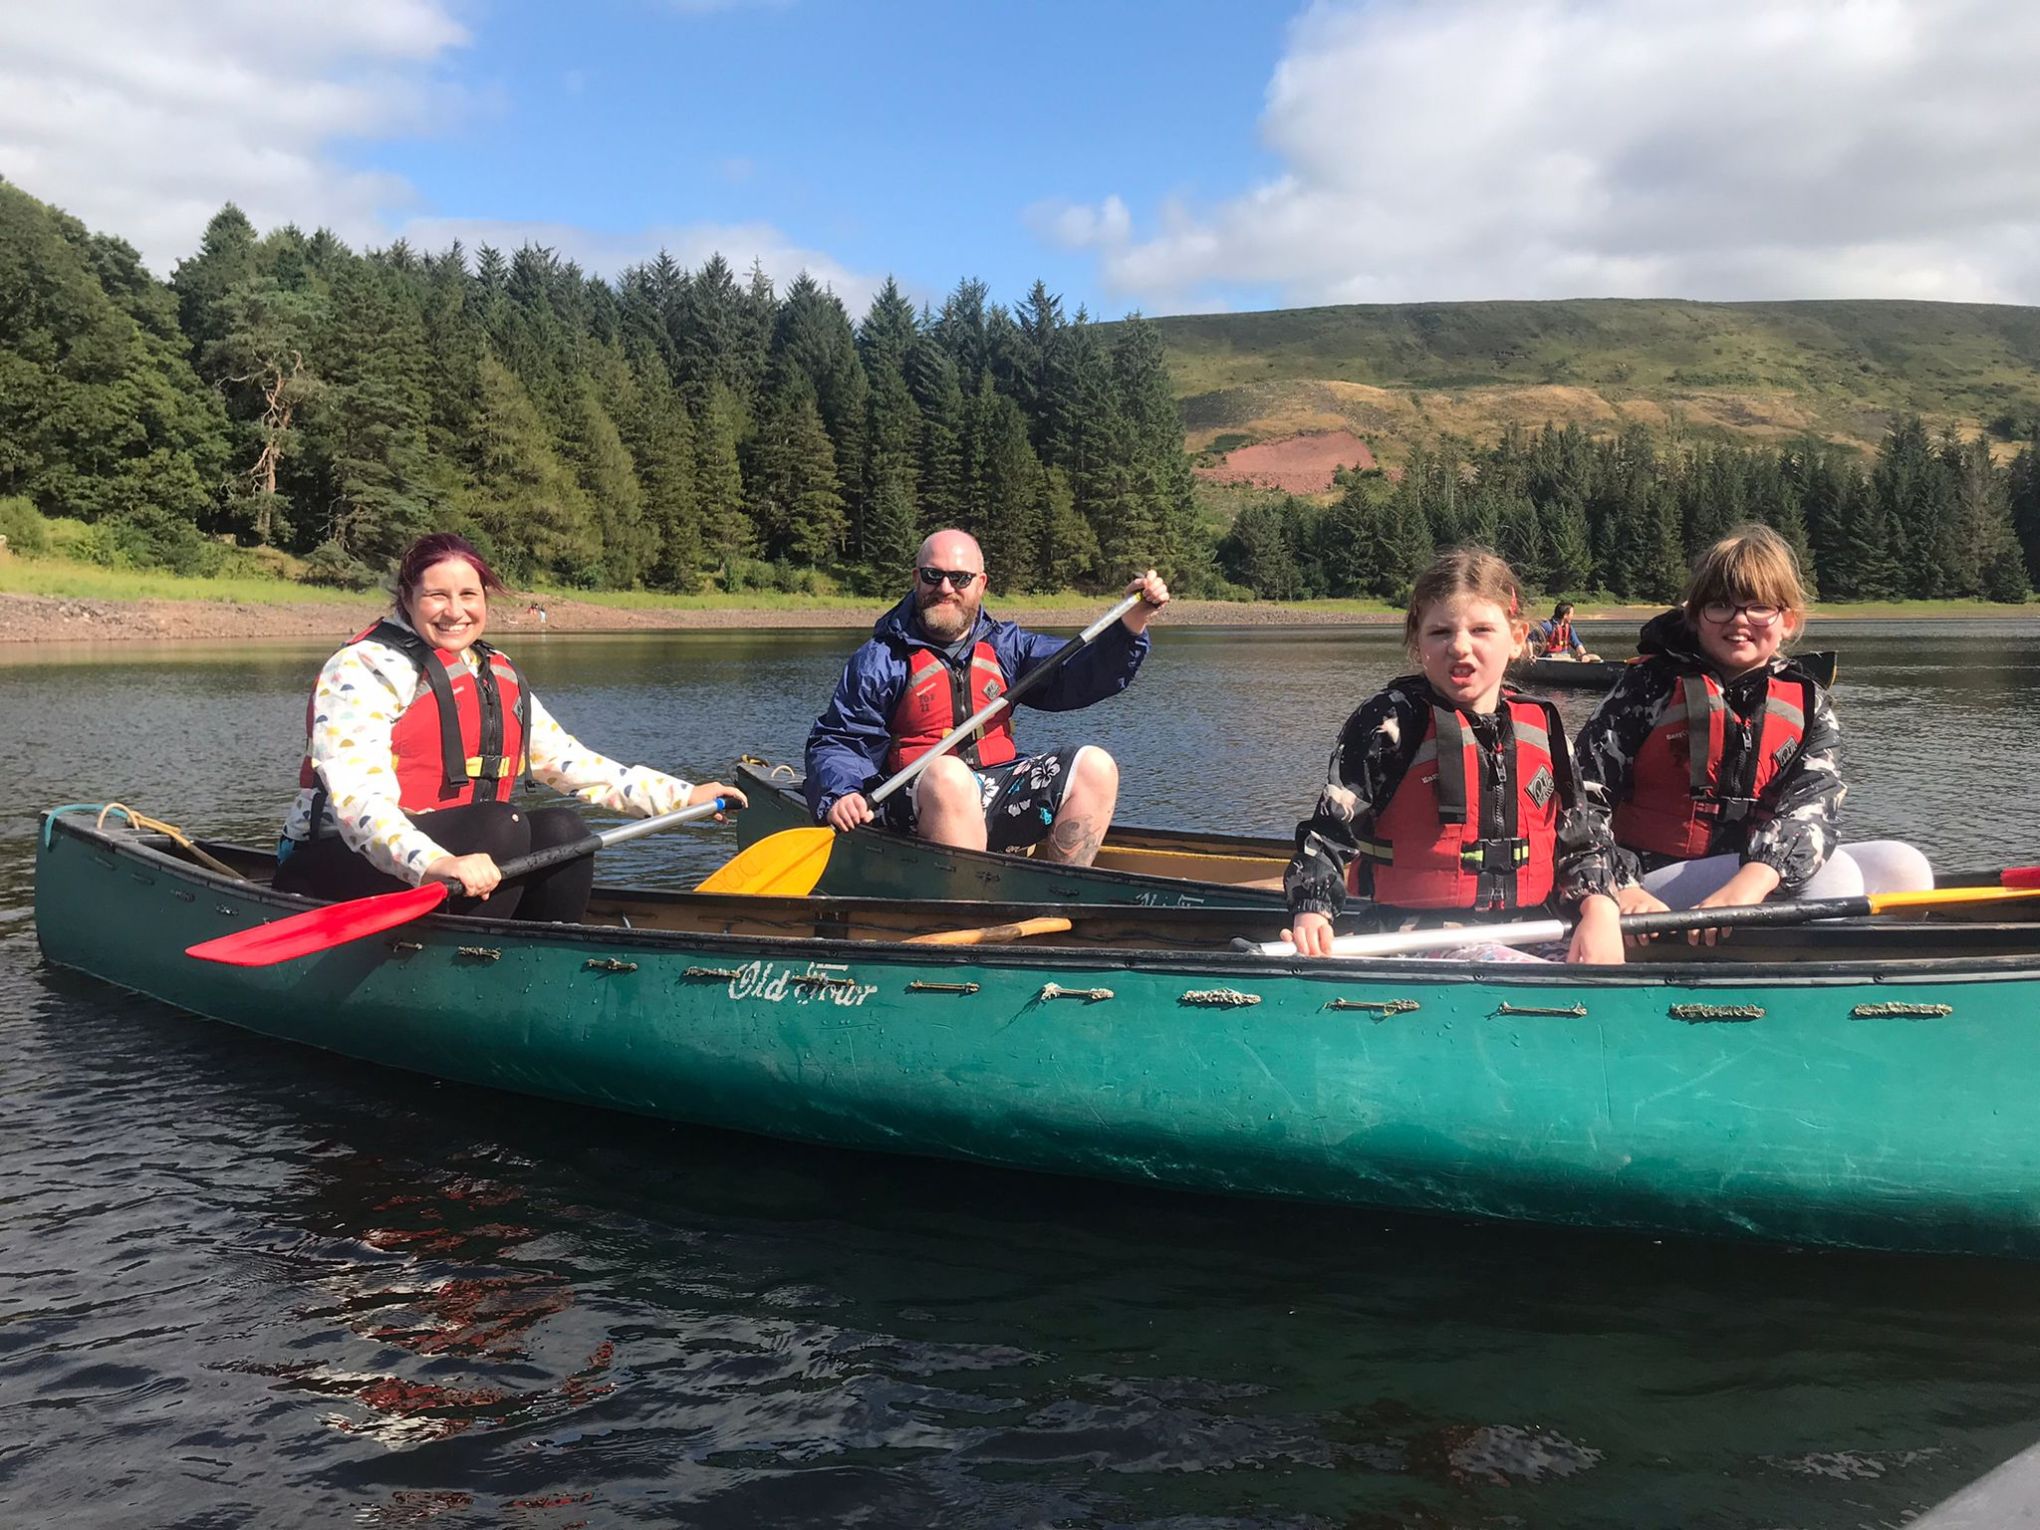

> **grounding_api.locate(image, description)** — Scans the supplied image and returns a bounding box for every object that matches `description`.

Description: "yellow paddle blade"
[1867,885,2040,913]
[695,826,836,895]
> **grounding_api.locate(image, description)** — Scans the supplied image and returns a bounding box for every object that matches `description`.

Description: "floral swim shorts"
[881,747,1079,851]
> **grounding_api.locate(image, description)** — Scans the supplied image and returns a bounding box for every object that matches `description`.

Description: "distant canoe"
[1514,650,1838,692]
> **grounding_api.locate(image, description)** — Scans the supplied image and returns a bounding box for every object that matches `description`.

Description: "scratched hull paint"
[732,761,1290,908]
[36,808,2040,1258]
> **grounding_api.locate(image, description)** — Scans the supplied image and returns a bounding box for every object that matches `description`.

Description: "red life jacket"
[1539,617,1574,656]
[1612,667,1811,859]
[884,641,1019,774]
[299,620,532,815]
[1353,691,1570,911]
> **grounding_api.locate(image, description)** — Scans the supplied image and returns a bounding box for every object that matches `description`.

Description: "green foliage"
[0,495,50,554]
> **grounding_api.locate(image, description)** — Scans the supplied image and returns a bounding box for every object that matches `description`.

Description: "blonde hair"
[1682,524,1808,623]
[1404,547,1526,657]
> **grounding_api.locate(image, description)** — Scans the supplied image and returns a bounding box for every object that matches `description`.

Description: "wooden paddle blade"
[903,916,1074,946]
[186,882,449,967]
[695,826,836,896]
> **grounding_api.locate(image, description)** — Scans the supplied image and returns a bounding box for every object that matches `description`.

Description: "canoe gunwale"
[42,811,2040,989]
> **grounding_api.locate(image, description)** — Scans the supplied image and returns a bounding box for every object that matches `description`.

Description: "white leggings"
[1637,840,1935,908]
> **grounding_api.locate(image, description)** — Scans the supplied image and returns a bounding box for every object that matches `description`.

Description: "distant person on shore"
[803,528,1168,866]
[1283,547,1625,965]
[277,532,743,921]
[1527,600,1599,662]
[1575,524,1930,939]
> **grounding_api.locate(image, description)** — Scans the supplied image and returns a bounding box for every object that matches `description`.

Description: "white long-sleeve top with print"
[281,622,695,884]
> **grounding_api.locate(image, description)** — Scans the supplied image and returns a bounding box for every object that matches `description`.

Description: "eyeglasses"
[917,567,982,590]
[1699,600,1782,626]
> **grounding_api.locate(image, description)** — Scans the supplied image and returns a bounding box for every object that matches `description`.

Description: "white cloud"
[0,1,881,312]
[400,216,890,317]
[0,0,467,272]
[1049,0,2040,310]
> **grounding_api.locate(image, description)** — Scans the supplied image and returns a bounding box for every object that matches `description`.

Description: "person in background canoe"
[1283,547,1625,964]
[1576,524,1931,935]
[276,531,745,921]
[804,528,1169,866]
[1526,600,1601,662]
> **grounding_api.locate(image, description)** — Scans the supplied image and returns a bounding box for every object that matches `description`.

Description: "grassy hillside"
[1143,299,2040,460]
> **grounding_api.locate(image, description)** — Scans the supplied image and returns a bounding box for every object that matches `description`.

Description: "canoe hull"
[34,809,2040,1257]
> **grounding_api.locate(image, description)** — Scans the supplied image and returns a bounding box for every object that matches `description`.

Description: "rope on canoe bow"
[86,802,249,881]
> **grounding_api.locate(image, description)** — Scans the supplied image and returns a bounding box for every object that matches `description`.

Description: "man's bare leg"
[1036,746,1118,866]
[912,756,989,851]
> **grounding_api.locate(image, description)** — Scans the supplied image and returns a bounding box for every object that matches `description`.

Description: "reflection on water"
[6,620,2040,1525]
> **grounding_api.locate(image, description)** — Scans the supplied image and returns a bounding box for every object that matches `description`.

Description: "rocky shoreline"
[0,591,1414,645]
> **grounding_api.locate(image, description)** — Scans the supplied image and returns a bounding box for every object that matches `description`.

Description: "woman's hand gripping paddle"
[696,591,1145,896]
[187,797,729,967]
[1237,882,2040,959]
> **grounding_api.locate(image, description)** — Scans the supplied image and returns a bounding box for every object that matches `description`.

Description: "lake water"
[6,619,2040,1527]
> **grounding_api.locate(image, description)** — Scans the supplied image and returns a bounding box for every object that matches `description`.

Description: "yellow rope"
[95,803,249,881]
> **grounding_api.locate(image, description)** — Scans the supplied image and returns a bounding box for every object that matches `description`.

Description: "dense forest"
[5,173,2040,604]
[1218,420,2040,604]
[0,178,1200,595]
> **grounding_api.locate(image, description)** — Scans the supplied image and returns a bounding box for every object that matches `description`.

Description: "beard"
[915,590,980,642]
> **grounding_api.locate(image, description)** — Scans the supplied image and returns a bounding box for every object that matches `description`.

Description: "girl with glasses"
[1574,524,1930,940]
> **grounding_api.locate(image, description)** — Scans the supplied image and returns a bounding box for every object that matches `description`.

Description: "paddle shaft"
[187,796,728,966]
[868,592,1144,808]
[489,795,727,882]
[1243,884,2040,959]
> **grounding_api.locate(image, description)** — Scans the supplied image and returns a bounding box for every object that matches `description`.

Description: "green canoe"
[1512,649,1839,691]
[34,805,2040,1258]
[731,760,1290,907]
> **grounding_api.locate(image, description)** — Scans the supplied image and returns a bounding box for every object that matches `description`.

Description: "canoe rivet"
[1493,1002,1588,1018]
[1851,1001,1954,1019]
[172,889,196,904]
[907,980,981,995]
[684,966,743,981]
[388,940,423,954]
[1669,1003,1765,1022]
[1039,983,1114,1002]
[130,872,154,886]
[456,946,502,962]
[1180,988,1261,1007]
[1327,998,1421,1016]
[216,906,236,917]
[584,958,639,974]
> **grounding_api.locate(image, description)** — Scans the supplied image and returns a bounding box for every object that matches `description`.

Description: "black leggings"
[274,801,596,922]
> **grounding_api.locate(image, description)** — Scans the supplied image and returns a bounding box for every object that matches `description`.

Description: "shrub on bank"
[0,496,51,555]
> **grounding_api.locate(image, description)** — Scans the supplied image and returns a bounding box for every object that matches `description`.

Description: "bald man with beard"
[803,530,1169,865]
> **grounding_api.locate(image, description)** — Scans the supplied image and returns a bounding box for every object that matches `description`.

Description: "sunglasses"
[917,567,982,590]
[1698,600,1782,626]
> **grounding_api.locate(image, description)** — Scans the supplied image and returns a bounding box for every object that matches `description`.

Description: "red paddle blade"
[2005,867,2040,890]
[186,882,450,967]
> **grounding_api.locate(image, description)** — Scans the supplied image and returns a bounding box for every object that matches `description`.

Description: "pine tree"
[694,380,752,572]
[467,351,597,579]
[617,358,700,590]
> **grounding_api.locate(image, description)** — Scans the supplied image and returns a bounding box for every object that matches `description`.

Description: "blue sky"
[4,1,2040,320]
[356,0,1295,315]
